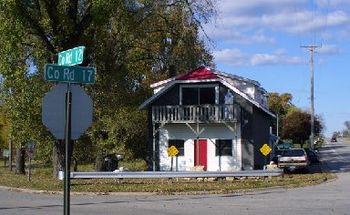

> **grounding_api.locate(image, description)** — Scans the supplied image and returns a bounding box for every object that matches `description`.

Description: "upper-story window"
[180,85,218,105]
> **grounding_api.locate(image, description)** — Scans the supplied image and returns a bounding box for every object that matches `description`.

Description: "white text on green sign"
[58,46,85,66]
[44,64,95,84]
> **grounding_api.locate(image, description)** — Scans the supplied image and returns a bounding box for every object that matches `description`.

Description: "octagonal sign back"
[42,84,93,140]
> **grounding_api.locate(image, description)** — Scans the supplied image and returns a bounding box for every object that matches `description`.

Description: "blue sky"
[203,0,350,137]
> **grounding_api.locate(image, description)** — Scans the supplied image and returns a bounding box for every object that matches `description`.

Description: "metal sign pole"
[64,83,72,215]
[176,156,178,172]
[170,157,173,171]
[42,46,93,215]
[28,156,32,181]
[9,137,12,171]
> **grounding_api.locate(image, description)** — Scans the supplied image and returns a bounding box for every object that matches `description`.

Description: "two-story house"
[140,66,275,171]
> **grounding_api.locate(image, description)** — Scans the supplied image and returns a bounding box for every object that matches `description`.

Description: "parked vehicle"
[330,136,337,142]
[272,142,293,164]
[271,149,283,164]
[278,148,309,171]
[275,142,293,150]
[305,148,320,164]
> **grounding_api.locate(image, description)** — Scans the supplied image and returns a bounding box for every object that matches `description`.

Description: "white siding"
[158,123,241,171]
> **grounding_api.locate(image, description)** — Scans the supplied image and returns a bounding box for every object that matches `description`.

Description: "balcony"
[152,104,239,123]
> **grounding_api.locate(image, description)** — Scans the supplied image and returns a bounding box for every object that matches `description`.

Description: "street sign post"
[58,46,85,66]
[44,64,96,84]
[43,45,93,215]
[167,146,179,171]
[27,142,35,182]
[260,144,272,169]
[27,142,35,158]
[2,149,9,168]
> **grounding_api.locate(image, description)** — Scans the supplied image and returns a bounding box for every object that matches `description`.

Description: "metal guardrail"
[70,170,283,179]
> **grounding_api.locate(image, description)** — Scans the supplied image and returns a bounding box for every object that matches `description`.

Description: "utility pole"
[301,45,321,149]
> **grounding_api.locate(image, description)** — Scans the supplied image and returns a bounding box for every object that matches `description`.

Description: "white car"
[278,148,309,171]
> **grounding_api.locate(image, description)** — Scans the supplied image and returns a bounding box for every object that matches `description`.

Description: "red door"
[194,139,207,170]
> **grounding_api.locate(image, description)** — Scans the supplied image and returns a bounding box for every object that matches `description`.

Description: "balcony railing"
[152,104,239,123]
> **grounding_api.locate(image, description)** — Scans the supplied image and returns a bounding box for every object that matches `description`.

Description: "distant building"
[140,66,275,171]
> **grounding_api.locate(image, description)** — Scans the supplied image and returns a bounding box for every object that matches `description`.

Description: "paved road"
[1,141,350,215]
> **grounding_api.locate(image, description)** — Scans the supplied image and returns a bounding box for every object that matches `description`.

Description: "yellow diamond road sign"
[260,144,272,156]
[167,145,179,157]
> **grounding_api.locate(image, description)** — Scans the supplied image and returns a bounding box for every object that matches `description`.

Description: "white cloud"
[250,53,305,65]
[318,44,341,55]
[316,0,350,8]
[206,1,349,67]
[214,48,305,66]
[250,54,279,65]
[217,0,306,16]
[273,49,287,55]
[258,10,349,33]
[250,31,275,44]
[209,0,350,36]
[285,56,305,64]
[205,26,275,44]
[327,11,350,27]
[213,49,247,65]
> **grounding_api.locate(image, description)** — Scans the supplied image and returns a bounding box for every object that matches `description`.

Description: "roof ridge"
[214,70,261,87]
[150,66,211,88]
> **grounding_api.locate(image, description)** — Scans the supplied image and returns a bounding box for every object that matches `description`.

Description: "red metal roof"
[176,66,217,80]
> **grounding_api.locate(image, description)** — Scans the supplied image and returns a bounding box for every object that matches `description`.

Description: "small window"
[216,139,232,156]
[200,87,215,104]
[168,139,185,156]
[181,86,216,105]
[182,88,199,105]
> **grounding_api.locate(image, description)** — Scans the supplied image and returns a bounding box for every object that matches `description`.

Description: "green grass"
[0,163,336,195]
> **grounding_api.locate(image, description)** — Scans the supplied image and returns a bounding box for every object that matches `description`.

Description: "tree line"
[268,92,323,147]
[0,0,324,177]
[0,0,215,177]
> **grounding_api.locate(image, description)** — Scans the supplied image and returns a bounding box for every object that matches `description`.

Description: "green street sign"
[58,46,85,66]
[44,64,96,84]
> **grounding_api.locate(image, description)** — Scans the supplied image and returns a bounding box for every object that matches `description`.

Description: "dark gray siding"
[153,85,180,106]
[240,102,254,170]
[146,108,153,170]
[239,95,273,170]
[252,107,272,169]
[147,107,161,171]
